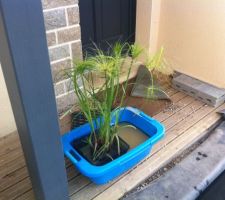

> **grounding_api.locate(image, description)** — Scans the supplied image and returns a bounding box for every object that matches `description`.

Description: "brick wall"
[42,0,82,113]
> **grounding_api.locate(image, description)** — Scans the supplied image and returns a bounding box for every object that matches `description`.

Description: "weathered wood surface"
[0,88,223,200]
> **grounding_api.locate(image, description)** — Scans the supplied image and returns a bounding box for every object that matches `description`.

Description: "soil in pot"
[71,135,129,166]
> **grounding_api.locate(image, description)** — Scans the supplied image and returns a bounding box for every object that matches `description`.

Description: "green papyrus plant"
[66,43,167,161]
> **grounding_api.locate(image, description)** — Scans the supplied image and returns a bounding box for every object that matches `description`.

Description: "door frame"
[135,0,160,55]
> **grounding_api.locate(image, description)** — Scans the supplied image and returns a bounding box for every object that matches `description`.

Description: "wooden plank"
[66,165,80,181]
[90,101,206,199]
[0,133,21,157]
[161,100,204,129]
[0,163,78,194]
[153,95,193,122]
[168,90,186,101]
[0,83,178,199]
[0,156,71,191]
[0,88,215,200]
[0,148,23,167]
[3,98,202,199]
[0,177,32,200]
[0,145,72,183]
[68,175,91,196]
[0,131,18,146]
[69,95,203,200]
[10,166,86,200]
[165,86,178,96]
[152,104,214,156]
[0,167,28,192]
[67,90,185,199]
[14,190,34,200]
[121,99,210,169]
[70,100,215,199]
[14,158,83,200]
[0,155,25,177]
[69,178,120,200]
[13,166,94,200]
[0,145,75,197]
[0,162,78,197]
[0,93,195,199]
[93,104,225,200]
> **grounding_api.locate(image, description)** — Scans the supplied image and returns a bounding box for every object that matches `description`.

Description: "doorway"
[79,0,136,55]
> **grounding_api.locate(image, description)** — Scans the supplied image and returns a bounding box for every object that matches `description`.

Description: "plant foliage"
[66,43,167,161]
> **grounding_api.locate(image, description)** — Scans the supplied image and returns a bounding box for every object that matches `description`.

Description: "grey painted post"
[0,0,69,199]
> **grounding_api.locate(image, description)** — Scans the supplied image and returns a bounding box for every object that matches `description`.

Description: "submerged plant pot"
[72,136,129,166]
[71,110,101,129]
[62,107,165,184]
[71,112,88,129]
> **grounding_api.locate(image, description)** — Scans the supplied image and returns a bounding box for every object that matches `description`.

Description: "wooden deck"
[1,87,224,200]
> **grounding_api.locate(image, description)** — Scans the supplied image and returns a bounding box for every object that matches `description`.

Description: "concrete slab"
[172,74,225,107]
[131,65,170,100]
[124,121,225,200]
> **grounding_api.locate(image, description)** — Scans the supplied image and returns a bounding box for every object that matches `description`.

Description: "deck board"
[0,88,223,200]
[69,96,206,200]
[94,104,225,200]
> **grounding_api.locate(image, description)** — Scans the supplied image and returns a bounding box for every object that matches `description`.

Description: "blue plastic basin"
[61,107,165,184]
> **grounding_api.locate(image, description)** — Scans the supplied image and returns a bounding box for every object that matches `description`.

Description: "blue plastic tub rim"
[61,107,165,178]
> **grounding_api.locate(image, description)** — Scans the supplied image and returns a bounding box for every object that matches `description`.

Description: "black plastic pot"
[71,111,100,129]
[71,136,129,166]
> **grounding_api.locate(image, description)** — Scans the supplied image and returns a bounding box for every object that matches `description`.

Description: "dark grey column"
[0,0,69,199]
